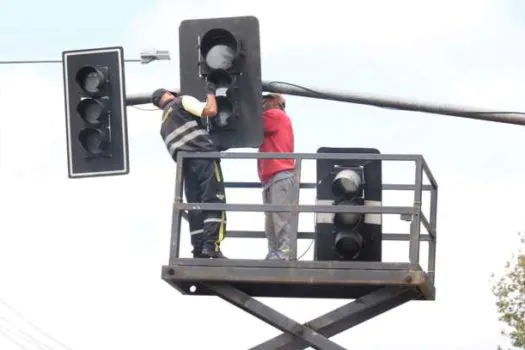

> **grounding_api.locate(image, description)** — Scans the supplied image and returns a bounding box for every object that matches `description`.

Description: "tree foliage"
[492,231,525,349]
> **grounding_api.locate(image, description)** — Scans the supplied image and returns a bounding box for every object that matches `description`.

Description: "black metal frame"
[161,150,438,350]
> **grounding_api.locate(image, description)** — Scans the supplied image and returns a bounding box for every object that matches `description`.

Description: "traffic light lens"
[200,28,238,70]
[333,198,363,228]
[84,72,102,93]
[78,128,108,155]
[213,96,234,127]
[77,98,107,125]
[75,66,106,94]
[334,231,363,259]
[207,69,233,89]
[332,169,362,199]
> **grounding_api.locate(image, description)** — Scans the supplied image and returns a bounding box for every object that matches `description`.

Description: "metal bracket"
[201,283,419,350]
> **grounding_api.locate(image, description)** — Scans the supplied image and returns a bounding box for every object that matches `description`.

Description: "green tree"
[491,231,525,349]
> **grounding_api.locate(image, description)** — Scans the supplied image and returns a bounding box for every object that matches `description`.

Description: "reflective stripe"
[164,120,198,146]
[190,229,203,235]
[214,211,226,252]
[213,160,221,182]
[204,218,223,223]
[161,106,173,124]
[168,129,208,155]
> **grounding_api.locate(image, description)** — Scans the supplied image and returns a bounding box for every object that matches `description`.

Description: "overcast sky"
[1,0,525,349]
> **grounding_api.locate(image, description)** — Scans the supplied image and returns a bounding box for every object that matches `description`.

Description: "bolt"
[293,325,304,335]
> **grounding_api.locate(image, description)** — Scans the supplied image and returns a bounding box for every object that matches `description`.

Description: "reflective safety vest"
[160,98,217,161]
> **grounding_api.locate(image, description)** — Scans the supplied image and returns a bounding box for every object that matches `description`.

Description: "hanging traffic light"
[62,47,129,178]
[179,16,263,150]
[314,147,383,262]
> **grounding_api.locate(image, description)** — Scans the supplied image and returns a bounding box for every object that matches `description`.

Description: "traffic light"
[179,16,263,150]
[314,147,383,262]
[62,47,129,178]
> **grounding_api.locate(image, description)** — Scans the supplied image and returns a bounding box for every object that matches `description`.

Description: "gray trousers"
[262,172,296,259]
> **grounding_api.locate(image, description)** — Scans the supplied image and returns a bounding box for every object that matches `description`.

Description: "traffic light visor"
[212,96,234,127]
[335,230,363,259]
[76,98,108,125]
[200,28,239,70]
[78,128,109,155]
[332,168,362,200]
[75,65,107,95]
[207,69,233,89]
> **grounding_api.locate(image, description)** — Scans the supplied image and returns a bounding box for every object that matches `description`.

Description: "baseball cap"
[152,88,178,108]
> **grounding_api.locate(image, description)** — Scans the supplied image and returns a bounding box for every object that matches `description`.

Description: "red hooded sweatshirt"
[257,108,295,184]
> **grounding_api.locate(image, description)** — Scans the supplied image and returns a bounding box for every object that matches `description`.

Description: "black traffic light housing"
[62,46,129,178]
[314,147,383,262]
[179,16,263,150]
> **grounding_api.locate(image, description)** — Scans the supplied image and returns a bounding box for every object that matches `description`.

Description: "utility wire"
[130,106,158,112]
[0,324,47,350]
[0,297,72,350]
[0,316,53,350]
[0,59,141,65]
[0,328,28,350]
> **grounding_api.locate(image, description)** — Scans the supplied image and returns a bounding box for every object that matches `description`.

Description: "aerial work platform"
[161,150,438,350]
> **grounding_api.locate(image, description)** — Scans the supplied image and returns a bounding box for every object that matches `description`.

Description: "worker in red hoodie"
[258,93,296,260]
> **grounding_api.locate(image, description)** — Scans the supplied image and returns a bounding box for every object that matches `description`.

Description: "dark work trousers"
[183,157,227,254]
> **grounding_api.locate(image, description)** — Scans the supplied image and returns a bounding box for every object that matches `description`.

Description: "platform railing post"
[169,152,186,264]
[428,185,438,282]
[289,156,302,261]
[409,157,423,264]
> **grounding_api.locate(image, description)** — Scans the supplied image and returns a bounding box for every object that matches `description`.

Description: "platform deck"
[161,259,435,300]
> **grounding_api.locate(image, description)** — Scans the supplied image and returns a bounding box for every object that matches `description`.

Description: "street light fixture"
[0,49,171,65]
[140,49,171,64]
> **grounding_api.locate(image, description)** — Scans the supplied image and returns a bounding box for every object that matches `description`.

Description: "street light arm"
[125,80,525,126]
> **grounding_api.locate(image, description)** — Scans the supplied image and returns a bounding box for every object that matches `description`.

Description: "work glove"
[204,81,217,95]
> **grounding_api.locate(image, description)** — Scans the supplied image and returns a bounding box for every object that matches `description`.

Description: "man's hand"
[205,81,217,95]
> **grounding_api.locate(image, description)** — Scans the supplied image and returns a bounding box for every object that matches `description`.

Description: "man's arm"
[180,94,217,118]
[180,81,218,117]
[263,109,284,134]
[201,93,217,117]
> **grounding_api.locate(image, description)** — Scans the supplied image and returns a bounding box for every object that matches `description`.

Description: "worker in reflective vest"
[152,85,227,259]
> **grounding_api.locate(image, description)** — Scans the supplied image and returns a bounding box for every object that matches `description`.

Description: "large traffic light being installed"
[179,16,263,150]
[314,147,383,262]
[62,47,129,178]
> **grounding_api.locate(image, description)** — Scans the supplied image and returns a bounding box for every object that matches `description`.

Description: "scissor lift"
[161,150,438,350]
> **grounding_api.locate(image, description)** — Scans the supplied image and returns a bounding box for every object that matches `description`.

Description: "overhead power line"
[0,49,170,65]
[0,59,140,65]
[0,296,72,350]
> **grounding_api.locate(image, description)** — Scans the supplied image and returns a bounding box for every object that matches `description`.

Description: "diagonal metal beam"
[251,286,419,350]
[202,283,346,350]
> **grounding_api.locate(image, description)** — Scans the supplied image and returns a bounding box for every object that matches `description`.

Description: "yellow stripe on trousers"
[213,160,225,252]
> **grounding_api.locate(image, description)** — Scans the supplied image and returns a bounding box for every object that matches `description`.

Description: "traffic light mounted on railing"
[314,147,383,262]
[62,47,129,178]
[179,16,263,150]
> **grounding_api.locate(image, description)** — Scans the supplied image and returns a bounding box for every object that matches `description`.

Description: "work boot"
[201,246,227,259]
[192,248,205,258]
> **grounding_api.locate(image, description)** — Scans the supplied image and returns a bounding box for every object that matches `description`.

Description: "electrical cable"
[0,324,49,350]
[0,59,141,65]
[0,328,28,350]
[0,316,53,350]
[297,239,314,260]
[0,297,72,350]
[130,105,158,112]
[265,80,525,116]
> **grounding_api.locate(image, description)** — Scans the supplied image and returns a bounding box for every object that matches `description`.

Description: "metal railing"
[169,151,438,281]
